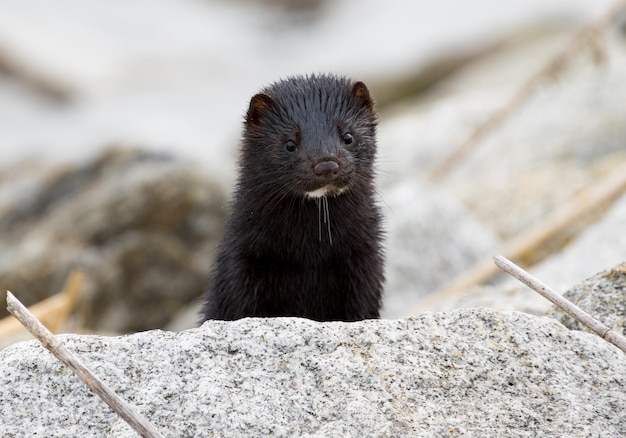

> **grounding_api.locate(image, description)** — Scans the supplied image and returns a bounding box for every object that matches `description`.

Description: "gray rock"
[1,308,624,437]
[546,262,626,335]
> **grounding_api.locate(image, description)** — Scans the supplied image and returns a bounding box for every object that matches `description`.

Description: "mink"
[201,74,384,322]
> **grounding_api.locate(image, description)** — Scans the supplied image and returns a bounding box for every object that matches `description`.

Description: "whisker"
[324,196,333,246]
[317,198,322,241]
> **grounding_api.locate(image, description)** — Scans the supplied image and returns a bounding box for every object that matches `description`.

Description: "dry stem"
[493,255,626,354]
[6,291,164,438]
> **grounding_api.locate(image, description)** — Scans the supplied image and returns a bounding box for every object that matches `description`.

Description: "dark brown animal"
[202,74,384,321]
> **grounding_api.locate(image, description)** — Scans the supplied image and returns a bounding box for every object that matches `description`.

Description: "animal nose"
[314,160,340,181]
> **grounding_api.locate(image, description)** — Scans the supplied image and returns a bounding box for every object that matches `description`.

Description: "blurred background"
[1,0,626,347]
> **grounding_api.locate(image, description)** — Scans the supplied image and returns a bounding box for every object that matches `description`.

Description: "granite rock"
[546,262,626,335]
[0,308,624,437]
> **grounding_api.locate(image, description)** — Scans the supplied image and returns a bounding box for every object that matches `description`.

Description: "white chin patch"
[305,185,348,199]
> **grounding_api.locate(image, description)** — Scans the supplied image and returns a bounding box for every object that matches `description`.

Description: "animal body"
[202,74,384,322]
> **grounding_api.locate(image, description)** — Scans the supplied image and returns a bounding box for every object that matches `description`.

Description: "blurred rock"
[1,308,624,436]
[378,34,626,240]
[532,194,626,291]
[375,32,626,316]
[421,195,626,315]
[0,148,227,333]
[382,178,500,317]
[425,282,551,316]
[0,0,614,166]
[546,262,626,335]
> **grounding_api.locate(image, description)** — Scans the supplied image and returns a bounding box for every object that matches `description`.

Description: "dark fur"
[201,74,384,321]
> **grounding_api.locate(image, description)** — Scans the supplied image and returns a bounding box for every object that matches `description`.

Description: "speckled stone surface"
[546,262,626,336]
[1,309,624,437]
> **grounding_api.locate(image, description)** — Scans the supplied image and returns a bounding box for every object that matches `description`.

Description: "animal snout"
[313,160,340,181]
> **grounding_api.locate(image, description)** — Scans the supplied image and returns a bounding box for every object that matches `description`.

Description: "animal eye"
[285,140,297,152]
[342,132,354,145]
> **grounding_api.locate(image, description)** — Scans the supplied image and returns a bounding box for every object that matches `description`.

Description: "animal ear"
[351,81,374,112]
[246,93,274,126]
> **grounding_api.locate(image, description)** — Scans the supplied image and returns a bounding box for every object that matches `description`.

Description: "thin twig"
[5,291,165,438]
[493,255,626,354]
[428,0,626,182]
